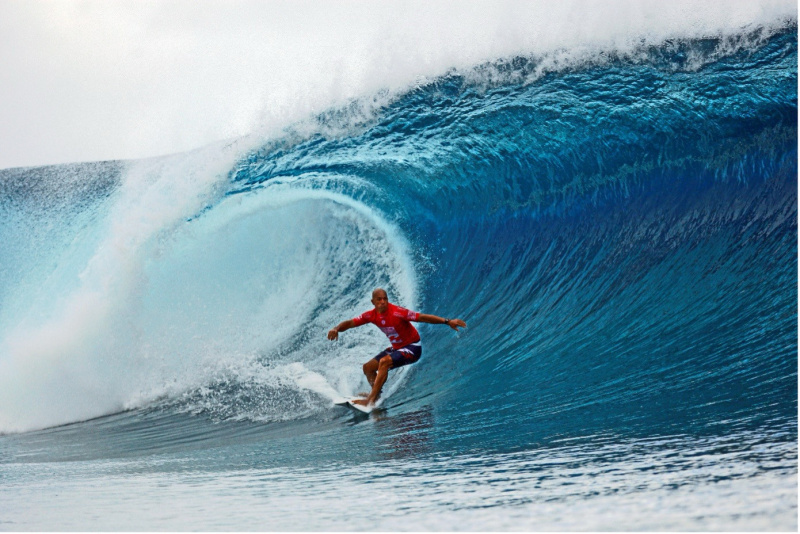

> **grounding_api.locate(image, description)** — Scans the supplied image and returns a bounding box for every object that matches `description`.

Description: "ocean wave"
[0,26,795,438]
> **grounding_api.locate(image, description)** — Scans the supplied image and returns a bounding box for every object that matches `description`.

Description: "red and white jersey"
[352,303,421,349]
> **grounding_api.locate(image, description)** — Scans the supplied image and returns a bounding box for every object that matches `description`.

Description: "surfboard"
[334,397,374,414]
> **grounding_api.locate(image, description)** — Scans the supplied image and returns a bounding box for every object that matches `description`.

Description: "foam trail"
[286,363,350,403]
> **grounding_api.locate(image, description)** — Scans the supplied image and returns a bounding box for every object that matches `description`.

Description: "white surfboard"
[334,396,375,414]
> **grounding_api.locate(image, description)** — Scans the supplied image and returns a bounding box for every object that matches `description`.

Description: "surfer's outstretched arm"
[415,314,467,331]
[327,319,357,340]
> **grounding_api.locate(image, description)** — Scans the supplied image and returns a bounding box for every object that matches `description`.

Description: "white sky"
[0,0,795,170]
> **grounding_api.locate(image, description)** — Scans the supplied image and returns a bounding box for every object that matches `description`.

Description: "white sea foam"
[0,154,416,432]
[0,0,795,169]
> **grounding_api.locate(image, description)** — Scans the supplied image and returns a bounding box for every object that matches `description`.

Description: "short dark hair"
[372,288,388,299]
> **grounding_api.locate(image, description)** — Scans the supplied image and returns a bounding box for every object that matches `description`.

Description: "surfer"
[327,288,466,407]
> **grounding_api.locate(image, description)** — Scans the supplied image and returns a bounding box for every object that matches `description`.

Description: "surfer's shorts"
[374,343,422,368]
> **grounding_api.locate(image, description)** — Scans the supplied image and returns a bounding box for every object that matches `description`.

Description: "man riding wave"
[327,288,467,407]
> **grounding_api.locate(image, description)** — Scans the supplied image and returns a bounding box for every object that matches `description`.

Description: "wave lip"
[2,1,796,170]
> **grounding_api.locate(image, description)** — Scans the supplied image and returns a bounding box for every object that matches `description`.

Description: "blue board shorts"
[373,343,422,368]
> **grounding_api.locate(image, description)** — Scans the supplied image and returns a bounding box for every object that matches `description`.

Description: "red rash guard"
[352,303,421,349]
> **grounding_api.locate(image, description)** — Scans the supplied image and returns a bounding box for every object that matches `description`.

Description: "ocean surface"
[0,23,797,531]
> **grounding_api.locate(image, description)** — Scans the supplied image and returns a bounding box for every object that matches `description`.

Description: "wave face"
[0,27,796,455]
[233,28,798,446]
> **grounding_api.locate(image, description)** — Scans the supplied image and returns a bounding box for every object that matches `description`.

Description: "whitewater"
[0,4,797,531]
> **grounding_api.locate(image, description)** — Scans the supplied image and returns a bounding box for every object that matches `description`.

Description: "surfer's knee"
[363,359,378,375]
[378,355,393,373]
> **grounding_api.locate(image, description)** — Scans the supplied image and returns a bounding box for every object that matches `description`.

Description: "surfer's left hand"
[447,319,467,331]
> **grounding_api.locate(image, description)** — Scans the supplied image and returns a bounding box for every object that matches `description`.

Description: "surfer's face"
[371,290,389,313]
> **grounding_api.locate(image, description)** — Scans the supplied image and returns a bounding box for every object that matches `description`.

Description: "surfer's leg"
[356,345,422,406]
[362,358,379,387]
[363,348,391,387]
[355,355,393,406]
[372,355,393,400]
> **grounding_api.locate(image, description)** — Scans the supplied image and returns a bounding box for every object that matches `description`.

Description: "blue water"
[0,27,797,530]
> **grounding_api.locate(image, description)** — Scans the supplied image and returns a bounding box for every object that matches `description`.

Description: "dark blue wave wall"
[236,30,796,445]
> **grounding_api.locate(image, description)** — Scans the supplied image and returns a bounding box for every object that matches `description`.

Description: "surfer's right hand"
[327,328,339,341]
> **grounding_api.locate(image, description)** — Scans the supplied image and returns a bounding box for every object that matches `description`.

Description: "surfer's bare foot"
[352,398,371,406]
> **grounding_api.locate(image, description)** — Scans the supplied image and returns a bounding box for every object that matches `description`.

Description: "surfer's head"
[371,288,389,313]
